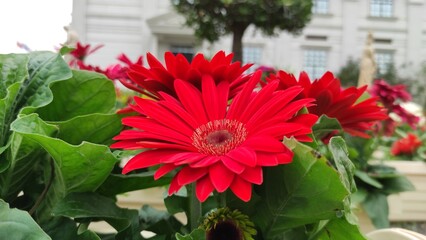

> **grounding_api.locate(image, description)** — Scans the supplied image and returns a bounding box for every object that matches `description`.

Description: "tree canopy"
[172,0,313,62]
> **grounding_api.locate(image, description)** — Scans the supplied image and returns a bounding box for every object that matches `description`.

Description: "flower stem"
[188,183,202,230]
[219,191,227,208]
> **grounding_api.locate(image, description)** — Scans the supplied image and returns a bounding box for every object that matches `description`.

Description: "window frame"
[312,0,329,15]
[169,45,195,62]
[303,48,328,80]
[375,50,394,74]
[243,46,263,73]
[369,0,393,18]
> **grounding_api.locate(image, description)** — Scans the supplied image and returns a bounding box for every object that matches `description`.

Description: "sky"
[0,0,73,54]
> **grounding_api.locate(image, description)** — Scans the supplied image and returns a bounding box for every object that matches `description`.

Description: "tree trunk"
[231,25,248,63]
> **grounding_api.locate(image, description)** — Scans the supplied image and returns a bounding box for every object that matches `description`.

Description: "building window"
[375,51,393,74]
[170,45,194,62]
[243,46,262,73]
[303,49,327,80]
[312,0,329,14]
[370,0,393,17]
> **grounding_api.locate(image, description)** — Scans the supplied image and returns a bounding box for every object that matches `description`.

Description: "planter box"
[386,161,426,222]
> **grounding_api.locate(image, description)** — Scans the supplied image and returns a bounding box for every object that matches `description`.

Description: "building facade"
[71,0,426,79]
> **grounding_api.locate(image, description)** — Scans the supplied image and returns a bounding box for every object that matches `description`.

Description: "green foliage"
[0,52,172,239]
[176,229,206,240]
[311,218,366,240]
[336,58,360,87]
[226,141,366,239]
[0,199,51,240]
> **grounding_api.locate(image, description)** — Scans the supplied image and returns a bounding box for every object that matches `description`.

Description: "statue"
[358,32,377,87]
[63,25,79,47]
[63,26,79,64]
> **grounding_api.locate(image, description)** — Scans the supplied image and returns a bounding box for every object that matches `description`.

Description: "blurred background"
[0,0,73,54]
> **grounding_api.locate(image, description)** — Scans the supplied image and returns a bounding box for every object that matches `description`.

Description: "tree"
[336,58,360,87]
[172,0,313,62]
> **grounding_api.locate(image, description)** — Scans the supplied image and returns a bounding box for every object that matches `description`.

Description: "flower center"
[207,220,243,240]
[192,119,248,156]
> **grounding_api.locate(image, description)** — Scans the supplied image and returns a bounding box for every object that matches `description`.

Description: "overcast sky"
[0,0,73,54]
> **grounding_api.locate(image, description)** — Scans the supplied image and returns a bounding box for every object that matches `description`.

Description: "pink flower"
[370,79,412,107]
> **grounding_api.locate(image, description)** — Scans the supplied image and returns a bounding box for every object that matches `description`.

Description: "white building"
[71,0,426,79]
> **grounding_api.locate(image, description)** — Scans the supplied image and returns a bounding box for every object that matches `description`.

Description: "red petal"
[216,81,230,118]
[227,147,257,167]
[240,167,263,185]
[168,176,182,195]
[190,155,220,168]
[230,177,252,202]
[174,79,208,123]
[174,153,207,165]
[110,140,141,150]
[239,80,278,122]
[177,166,208,185]
[161,152,202,164]
[227,72,260,119]
[196,176,214,202]
[256,152,278,166]
[242,136,286,152]
[122,150,178,174]
[154,164,177,179]
[221,156,246,174]
[276,151,293,164]
[202,75,219,120]
[133,97,194,136]
[209,163,234,192]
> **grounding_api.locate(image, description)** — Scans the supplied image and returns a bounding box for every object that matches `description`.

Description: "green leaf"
[0,52,71,197]
[36,70,116,121]
[312,115,342,140]
[11,114,116,193]
[0,132,46,201]
[362,192,389,229]
[54,113,122,145]
[52,192,142,239]
[311,218,367,240]
[11,114,117,222]
[43,219,101,240]
[0,199,51,240]
[355,170,383,189]
[328,137,358,224]
[20,51,72,114]
[252,142,349,238]
[380,174,415,194]
[96,171,172,196]
[0,54,29,149]
[328,137,357,194]
[176,229,206,240]
[59,46,75,56]
[139,205,184,236]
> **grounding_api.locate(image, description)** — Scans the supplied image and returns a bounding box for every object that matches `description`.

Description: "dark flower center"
[192,119,248,156]
[206,220,243,240]
[206,130,233,145]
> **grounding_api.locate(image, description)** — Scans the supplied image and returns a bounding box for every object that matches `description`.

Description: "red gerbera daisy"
[120,51,252,100]
[111,71,317,202]
[267,71,388,138]
[391,133,422,156]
